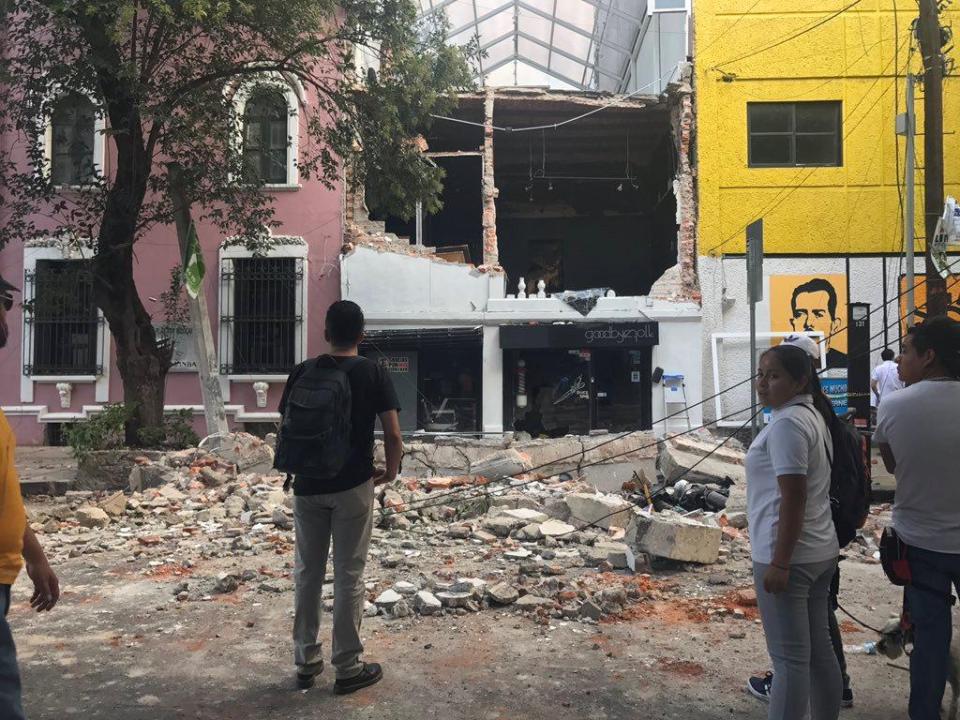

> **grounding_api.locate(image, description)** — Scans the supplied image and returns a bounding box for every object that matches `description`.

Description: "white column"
[482,325,503,433]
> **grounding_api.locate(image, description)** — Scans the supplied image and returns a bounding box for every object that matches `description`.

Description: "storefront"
[361,327,482,433]
[500,321,659,435]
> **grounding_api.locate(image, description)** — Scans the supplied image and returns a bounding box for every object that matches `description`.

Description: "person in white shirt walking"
[875,317,960,720]
[746,337,842,720]
[870,348,904,424]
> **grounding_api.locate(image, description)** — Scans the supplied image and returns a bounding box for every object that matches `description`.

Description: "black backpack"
[274,355,364,485]
[803,405,872,547]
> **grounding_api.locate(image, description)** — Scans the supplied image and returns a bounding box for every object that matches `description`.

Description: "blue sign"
[821,377,849,416]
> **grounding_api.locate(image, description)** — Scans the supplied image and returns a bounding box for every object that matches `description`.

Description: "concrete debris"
[25,432,771,628]
[75,506,110,528]
[98,491,127,517]
[565,492,633,530]
[628,512,723,565]
[486,583,519,606]
[375,589,403,608]
[414,591,442,615]
[539,519,576,537]
[199,432,275,474]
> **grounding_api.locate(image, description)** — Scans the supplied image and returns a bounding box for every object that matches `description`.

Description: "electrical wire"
[428,64,684,134]
[707,35,911,256]
[710,0,865,72]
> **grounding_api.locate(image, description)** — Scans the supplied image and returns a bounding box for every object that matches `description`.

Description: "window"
[25,260,99,375]
[242,88,290,184]
[228,257,298,373]
[748,101,842,167]
[50,94,97,185]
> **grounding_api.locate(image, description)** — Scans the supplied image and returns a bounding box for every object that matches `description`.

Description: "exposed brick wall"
[671,84,701,304]
[481,87,499,268]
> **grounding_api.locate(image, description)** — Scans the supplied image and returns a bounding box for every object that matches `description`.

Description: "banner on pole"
[184,222,205,299]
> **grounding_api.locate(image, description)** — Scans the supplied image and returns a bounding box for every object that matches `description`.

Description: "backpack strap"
[316,354,366,373]
[798,403,833,466]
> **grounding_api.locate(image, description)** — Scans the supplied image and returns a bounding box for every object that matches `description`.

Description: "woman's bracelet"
[771,562,790,571]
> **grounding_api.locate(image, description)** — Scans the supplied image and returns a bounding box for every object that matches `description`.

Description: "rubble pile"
[26,430,884,625]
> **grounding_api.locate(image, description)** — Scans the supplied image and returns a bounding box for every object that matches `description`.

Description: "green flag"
[183,221,205,299]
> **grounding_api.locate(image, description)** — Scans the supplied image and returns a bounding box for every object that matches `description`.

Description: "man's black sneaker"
[296,661,324,690]
[747,672,773,702]
[842,686,854,709]
[334,663,383,695]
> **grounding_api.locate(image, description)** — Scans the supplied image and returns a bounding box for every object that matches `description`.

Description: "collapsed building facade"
[342,77,701,436]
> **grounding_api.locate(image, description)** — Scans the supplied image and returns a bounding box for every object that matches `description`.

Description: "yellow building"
[696,0,960,257]
[694,1,960,425]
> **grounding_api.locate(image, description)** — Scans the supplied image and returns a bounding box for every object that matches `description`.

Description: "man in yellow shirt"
[0,276,60,720]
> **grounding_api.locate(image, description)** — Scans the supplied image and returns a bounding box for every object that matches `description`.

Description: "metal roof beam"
[617,10,653,93]
[580,0,644,25]
[447,0,514,39]
[511,56,589,90]
[516,30,620,81]
[477,53,518,79]
[417,0,462,20]
[516,1,634,56]
[480,29,514,53]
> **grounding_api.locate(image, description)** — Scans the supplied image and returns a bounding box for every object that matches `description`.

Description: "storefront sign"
[500,322,659,349]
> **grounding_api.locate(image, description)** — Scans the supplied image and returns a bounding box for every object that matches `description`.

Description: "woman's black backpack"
[803,406,872,547]
[274,356,363,484]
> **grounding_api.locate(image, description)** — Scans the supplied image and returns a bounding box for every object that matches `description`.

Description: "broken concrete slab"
[470,449,532,480]
[436,591,473,609]
[98,491,127,517]
[199,432,275,474]
[658,444,745,486]
[539,519,576,537]
[627,512,722,565]
[565,492,633,530]
[486,583,519,606]
[497,508,548,524]
[515,594,554,610]
[580,461,654,494]
[414,590,442,615]
[75,506,110,528]
[375,589,403,608]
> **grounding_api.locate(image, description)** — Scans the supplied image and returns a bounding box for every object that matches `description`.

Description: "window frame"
[242,88,291,185]
[218,240,308,379]
[747,101,843,168]
[233,78,302,189]
[40,92,106,188]
[20,242,111,404]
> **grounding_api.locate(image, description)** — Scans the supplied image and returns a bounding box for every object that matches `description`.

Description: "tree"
[0,0,474,444]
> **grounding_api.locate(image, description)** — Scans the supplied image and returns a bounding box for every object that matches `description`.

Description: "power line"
[707,35,910,256]
[711,0,865,72]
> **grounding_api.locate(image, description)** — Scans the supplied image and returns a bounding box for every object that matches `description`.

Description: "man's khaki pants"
[293,479,374,680]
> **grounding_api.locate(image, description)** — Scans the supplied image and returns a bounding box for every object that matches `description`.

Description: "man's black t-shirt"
[278,354,400,495]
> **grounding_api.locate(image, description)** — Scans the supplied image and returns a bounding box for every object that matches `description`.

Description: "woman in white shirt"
[875,317,960,720]
[746,339,841,720]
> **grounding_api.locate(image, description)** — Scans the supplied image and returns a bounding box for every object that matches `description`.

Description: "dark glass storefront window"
[507,348,652,435]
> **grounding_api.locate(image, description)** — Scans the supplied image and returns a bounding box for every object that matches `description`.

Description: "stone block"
[581,462,653,494]
[470,449,531,481]
[414,591,442,615]
[75,506,110,528]
[565,492,633,530]
[199,432,274,474]
[628,513,722,565]
[486,583,519,606]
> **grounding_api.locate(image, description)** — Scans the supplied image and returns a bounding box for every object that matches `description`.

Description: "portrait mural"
[770,274,848,369]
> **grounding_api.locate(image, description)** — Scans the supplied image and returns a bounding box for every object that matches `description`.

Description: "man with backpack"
[746,334,871,710]
[276,301,402,694]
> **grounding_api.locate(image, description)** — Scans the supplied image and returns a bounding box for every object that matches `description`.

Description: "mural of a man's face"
[790,290,841,347]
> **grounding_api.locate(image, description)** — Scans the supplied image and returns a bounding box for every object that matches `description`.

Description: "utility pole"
[167,163,229,438]
[917,0,950,317]
[899,74,917,326]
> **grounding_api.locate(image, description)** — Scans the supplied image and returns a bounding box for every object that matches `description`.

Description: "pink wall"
[0,89,343,445]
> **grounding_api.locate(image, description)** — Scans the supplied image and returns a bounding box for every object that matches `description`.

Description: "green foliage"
[0,0,474,442]
[65,403,131,458]
[136,409,199,450]
[66,404,199,457]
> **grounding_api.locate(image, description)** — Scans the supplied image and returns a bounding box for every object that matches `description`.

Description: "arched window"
[242,88,289,184]
[51,94,96,185]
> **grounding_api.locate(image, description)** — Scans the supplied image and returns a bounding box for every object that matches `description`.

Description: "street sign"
[747,219,764,303]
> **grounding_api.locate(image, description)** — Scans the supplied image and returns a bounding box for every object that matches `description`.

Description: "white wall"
[700,255,928,425]
[651,316,703,433]
[341,245,505,321]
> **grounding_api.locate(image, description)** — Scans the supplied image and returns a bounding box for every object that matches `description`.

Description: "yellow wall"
[695,1,960,256]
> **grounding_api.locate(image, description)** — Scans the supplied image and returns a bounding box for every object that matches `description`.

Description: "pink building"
[0,79,343,445]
